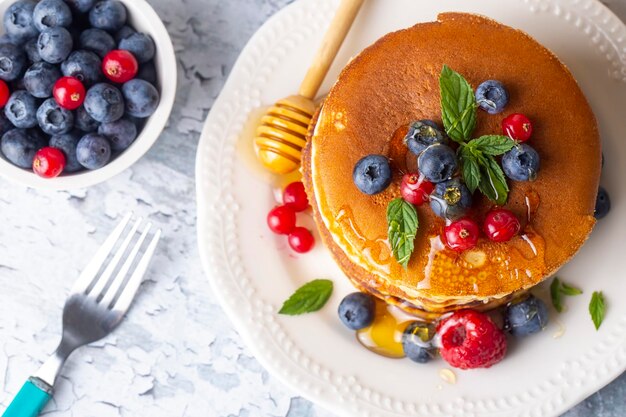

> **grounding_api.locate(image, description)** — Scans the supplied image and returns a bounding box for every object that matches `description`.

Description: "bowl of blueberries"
[0,0,176,189]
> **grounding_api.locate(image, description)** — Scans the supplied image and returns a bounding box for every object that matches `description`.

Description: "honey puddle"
[356,298,416,358]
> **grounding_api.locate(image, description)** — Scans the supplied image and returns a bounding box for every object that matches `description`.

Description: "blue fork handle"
[2,378,51,417]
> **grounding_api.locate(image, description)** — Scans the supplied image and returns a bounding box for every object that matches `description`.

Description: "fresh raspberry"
[437,310,507,369]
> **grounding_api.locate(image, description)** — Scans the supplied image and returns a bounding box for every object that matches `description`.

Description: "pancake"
[302,13,601,318]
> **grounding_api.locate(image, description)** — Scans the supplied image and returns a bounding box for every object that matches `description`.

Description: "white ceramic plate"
[196,1,626,416]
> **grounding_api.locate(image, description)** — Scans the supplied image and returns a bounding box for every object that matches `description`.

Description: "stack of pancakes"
[302,13,601,319]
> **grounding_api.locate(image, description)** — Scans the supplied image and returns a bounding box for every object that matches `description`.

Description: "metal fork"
[2,214,161,417]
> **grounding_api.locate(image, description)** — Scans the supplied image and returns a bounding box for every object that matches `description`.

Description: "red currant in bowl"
[102,50,139,83]
[33,147,66,179]
[267,205,296,235]
[283,181,309,211]
[444,218,479,252]
[0,80,10,108]
[288,227,315,253]
[502,113,533,142]
[400,173,434,206]
[53,77,86,110]
[484,209,521,242]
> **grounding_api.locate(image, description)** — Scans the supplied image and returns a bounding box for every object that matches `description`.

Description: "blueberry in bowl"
[0,0,176,188]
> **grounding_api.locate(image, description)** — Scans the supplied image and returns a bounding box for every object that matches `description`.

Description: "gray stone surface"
[0,0,623,416]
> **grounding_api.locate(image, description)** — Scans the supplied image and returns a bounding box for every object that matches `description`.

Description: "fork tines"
[71,213,161,313]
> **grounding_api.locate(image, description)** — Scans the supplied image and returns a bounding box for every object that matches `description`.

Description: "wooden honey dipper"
[254,0,365,174]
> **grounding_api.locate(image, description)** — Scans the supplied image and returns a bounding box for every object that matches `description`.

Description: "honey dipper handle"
[298,0,365,100]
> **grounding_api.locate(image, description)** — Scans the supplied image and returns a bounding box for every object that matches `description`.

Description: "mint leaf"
[278,279,333,315]
[589,291,606,330]
[387,198,419,268]
[439,65,477,143]
[560,282,583,296]
[482,156,509,205]
[551,278,564,313]
[459,146,481,193]
[470,135,516,156]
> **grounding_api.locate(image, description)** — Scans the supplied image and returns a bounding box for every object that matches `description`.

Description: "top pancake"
[305,13,601,304]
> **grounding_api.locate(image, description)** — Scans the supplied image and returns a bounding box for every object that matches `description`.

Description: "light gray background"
[0,0,624,416]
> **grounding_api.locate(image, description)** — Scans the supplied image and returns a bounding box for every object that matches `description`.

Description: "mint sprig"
[387,198,419,268]
[439,65,477,143]
[550,278,583,313]
[589,291,606,330]
[278,279,333,315]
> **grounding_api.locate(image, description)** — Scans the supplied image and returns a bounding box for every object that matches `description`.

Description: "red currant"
[102,50,138,83]
[502,113,533,142]
[0,80,9,108]
[283,181,309,211]
[53,77,86,110]
[400,173,434,206]
[33,147,66,178]
[267,205,296,235]
[483,209,521,242]
[288,227,315,253]
[444,218,479,252]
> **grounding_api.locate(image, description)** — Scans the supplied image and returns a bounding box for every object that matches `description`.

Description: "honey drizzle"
[335,206,393,268]
[356,298,414,358]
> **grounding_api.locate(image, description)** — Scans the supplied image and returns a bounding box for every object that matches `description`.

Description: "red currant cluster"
[266,181,315,253]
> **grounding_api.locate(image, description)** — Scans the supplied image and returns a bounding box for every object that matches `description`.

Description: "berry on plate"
[444,218,480,252]
[401,321,436,364]
[121,79,160,118]
[118,32,155,64]
[483,208,520,242]
[0,128,47,168]
[53,76,86,110]
[61,50,103,86]
[267,205,296,235]
[0,80,10,108]
[84,83,124,123]
[502,113,533,142]
[400,173,434,206]
[283,181,309,212]
[352,154,392,195]
[430,178,472,220]
[594,187,611,220]
[475,80,509,114]
[76,132,111,169]
[338,292,376,330]
[102,50,138,83]
[505,295,549,337]
[502,143,540,181]
[404,120,447,156]
[437,309,507,369]
[37,98,74,135]
[24,62,62,98]
[33,146,66,178]
[288,227,315,253]
[417,143,458,183]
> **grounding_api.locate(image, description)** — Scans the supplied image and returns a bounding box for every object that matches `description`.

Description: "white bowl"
[0,0,176,190]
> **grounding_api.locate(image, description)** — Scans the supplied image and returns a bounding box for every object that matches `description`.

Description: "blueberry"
[61,50,102,86]
[417,143,458,183]
[475,80,509,114]
[136,61,157,84]
[63,0,96,14]
[0,128,47,168]
[89,1,127,32]
[401,321,436,364]
[119,32,155,64]
[430,178,472,220]
[33,0,73,32]
[0,42,27,81]
[25,38,43,63]
[121,79,160,118]
[76,132,110,169]
[594,187,611,220]
[23,62,61,98]
[5,90,39,128]
[78,28,115,59]
[3,0,38,43]
[352,154,392,195]
[114,25,135,43]
[74,105,100,132]
[37,27,73,64]
[502,144,540,181]
[404,120,447,156]
[50,130,83,172]
[337,292,375,330]
[37,98,74,135]
[84,83,124,123]
[505,295,549,337]
[98,118,136,151]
